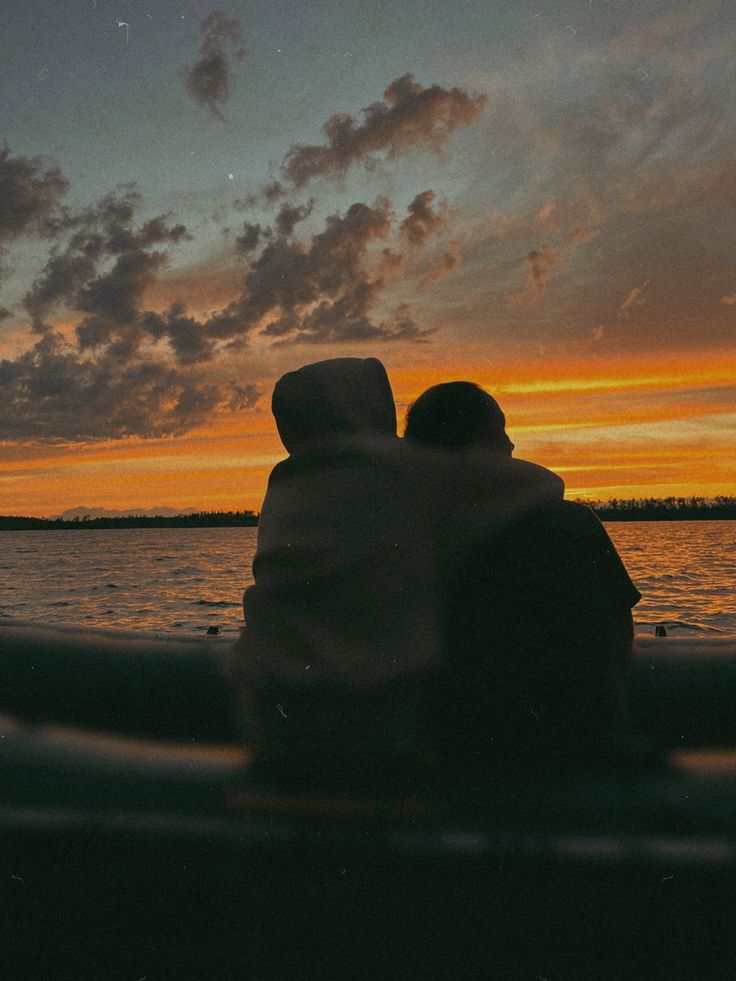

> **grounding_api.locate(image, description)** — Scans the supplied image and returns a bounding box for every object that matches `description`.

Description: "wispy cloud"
[620,282,649,315]
[418,240,462,292]
[612,5,714,57]
[400,190,445,246]
[504,244,560,305]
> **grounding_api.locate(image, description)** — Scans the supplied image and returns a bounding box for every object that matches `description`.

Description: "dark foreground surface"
[4,828,735,980]
[1,728,735,981]
[1,622,736,979]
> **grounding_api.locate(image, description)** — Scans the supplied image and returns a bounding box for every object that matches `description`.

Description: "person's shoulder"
[510,499,606,553]
[556,499,604,526]
[272,434,402,473]
[264,457,291,488]
[464,451,565,496]
[533,498,603,529]
[547,502,640,603]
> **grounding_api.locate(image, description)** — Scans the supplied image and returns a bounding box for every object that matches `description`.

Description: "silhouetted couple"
[229,358,640,793]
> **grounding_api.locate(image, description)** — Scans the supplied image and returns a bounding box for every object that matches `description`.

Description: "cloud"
[612,6,713,57]
[0,330,260,442]
[564,226,598,246]
[504,244,560,305]
[274,199,314,237]
[473,19,731,272]
[184,10,245,117]
[198,198,432,346]
[0,147,68,250]
[0,188,265,441]
[524,246,561,300]
[247,202,395,325]
[67,195,426,354]
[233,199,430,344]
[459,16,733,341]
[24,250,101,332]
[23,188,189,337]
[4,65,488,442]
[1,182,440,441]
[485,214,599,307]
[280,74,486,188]
[71,206,194,359]
[234,180,288,211]
[141,303,217,365]
[536,199,556,223]
[263,180,287,203]
[400,190,445,246]
[273,286,431,347]
[235,221,270,254]
[620,281,649,315]
[418,240,462,291]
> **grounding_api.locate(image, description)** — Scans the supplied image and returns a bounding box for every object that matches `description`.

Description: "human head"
[404,381,514,454]
[271,357,397,454]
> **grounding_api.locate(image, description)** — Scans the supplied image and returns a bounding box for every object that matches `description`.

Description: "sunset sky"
[1,0,734,516]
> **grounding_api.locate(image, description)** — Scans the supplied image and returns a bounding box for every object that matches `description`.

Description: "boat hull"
[2,619,735,747]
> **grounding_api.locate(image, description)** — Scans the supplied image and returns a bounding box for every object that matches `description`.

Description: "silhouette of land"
[0,510,259,531]
[584,496,736,521]
[1,498,735,531]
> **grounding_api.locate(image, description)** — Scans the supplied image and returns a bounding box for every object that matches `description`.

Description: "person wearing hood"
[229,358,564,792]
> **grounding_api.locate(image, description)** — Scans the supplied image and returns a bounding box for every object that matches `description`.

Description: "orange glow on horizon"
[2,348,734,517]
[389,349,736,403]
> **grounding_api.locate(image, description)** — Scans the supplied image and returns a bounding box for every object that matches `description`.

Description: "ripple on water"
[193,599,238,607]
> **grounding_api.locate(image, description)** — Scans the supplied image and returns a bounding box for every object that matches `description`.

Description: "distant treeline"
[2,498,735,530]
[0,510,259,531]
[584,497,736,521]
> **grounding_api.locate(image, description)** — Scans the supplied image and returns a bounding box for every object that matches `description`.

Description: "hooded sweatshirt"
[231,358,564,789]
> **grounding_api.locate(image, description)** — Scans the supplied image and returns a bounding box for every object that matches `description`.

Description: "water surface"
[0,527,256,635]
[0,521,734,636]
[606,520,736,636]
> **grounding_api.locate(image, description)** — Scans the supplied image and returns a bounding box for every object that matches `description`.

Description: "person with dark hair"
[404,380,514,455]
[405,381,641,775]
[229,360,564,792]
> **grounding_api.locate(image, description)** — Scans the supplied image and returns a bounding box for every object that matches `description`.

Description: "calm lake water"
[0,521,734,637]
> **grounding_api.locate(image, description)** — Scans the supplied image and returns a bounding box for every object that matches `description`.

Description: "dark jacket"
[440,499,641,774]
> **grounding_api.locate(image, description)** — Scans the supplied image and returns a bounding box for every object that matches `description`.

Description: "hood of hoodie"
[271,357,397,455]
